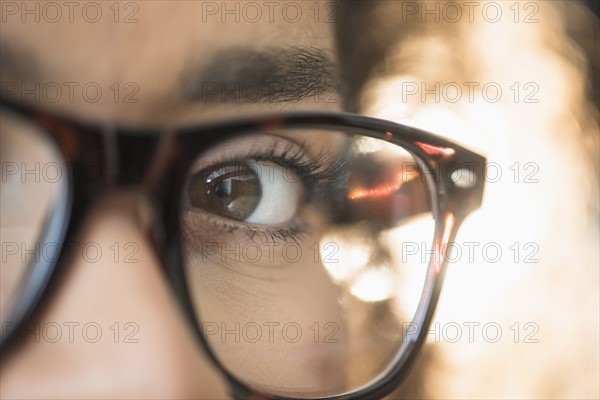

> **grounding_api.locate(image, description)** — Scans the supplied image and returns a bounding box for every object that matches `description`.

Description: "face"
[0,2,343,398]
[2,1,481,397]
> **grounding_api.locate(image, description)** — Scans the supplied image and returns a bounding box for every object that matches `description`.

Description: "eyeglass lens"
[180,127,435,397]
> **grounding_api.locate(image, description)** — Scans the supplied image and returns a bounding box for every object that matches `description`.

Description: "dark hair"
[335,1,428,113]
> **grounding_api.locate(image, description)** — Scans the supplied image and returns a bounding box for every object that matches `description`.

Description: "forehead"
[0,1,340,124]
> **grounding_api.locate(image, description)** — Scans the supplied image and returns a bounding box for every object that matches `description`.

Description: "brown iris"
[188,163,262,221]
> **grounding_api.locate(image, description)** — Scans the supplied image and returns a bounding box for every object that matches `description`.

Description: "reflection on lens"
[180,129,435,398]
[0,108,68,326]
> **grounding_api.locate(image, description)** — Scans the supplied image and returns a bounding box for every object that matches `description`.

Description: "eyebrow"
[184,46,340,104]
[0,43,40,84]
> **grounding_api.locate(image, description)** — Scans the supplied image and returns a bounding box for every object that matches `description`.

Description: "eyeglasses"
[0,98,485,399]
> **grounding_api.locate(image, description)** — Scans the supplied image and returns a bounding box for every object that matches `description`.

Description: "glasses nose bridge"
[109,130,184,249]
[109,129,165,187]
[100,188,160,233]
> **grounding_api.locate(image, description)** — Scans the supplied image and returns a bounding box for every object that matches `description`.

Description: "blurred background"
[337,1,599,398]
[0,1,597,398]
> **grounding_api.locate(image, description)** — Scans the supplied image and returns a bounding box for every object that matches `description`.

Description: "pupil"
[214,180,232,199]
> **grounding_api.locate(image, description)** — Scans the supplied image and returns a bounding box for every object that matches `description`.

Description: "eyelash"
[251,140,348,191]
[205,140,349,243]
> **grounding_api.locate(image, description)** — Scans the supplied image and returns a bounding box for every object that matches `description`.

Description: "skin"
[181,130,350,395]
[0,1,343,398]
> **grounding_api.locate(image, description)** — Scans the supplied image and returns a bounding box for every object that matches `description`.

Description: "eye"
[187,161,303,224]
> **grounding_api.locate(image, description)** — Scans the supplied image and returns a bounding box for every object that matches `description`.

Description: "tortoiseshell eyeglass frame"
[0,98,485,400]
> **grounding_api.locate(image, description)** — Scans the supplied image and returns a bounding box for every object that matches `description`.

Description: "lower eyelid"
[181,207,309,244]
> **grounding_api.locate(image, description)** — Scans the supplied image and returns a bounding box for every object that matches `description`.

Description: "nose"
[0,192,231,399]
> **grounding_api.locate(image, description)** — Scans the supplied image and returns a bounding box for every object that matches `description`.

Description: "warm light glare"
[383,216,435,316]
[349,267,396,302]
[414,142,456,157]
[347,171,416,200]
[320,233,371,283]
[361,2,599,398]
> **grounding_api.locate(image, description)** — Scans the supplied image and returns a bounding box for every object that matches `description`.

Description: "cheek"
[183,230,350,394]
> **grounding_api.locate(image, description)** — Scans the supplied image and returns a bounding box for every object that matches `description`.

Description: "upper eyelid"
[185,134,332,178]
[189,146,345,188]
[187,133,308,169]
